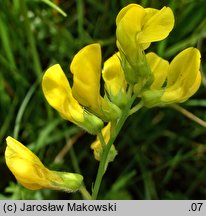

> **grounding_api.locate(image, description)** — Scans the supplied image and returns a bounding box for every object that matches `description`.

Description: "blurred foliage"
[1,0,206,199]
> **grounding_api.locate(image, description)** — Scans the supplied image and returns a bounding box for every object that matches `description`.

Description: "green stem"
[91,95,137,200]
[79,186,92,200]
[97,131,106,148]
[129,101,143,115]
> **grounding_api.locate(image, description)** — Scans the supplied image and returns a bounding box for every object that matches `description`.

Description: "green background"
[1,0,206,199]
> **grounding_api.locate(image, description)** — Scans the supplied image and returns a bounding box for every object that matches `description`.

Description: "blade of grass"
[13,83,37,139]
[20,0,42,79]
[76,0,84,39]
[41,0,67,17]
[0,16,17,69]
[0,99,18,140]
[170,104,206,128]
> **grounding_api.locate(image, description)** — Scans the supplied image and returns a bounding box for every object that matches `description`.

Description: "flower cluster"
[5,3,201,193]
[115,4,201,106]
[42,3,201,134]
[41,4,201,160]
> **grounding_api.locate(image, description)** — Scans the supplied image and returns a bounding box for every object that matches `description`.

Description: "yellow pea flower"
[5,136,83,192]
[116,3,174,85]
[102,52,128,108]
[70,43,121,121]
[42,64,103,134]
[90,123,117,162]
[142,48,201,107]
[116,3,174,55]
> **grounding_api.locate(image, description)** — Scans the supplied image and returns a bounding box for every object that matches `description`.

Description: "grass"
[0,0,206,199]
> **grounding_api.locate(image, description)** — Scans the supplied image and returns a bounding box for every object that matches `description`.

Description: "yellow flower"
[142,48,201,107]
[42,64,103,134]
[5,136,83,192]
[70,43,121,121]
[116,3,174,54]
[90,123,117,162]
[102,52,128,107]
[116,3,174,85]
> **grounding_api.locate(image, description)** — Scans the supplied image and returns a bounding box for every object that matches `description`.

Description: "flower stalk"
[91,95,137,200]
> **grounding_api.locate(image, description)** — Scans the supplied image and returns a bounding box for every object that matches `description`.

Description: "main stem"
[91,95,137,200]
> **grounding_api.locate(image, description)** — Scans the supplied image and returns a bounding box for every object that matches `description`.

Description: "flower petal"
[138,6,174,43]
[116,5,145,58]
[5,136,51,190]
[102,53,128,107]
[161,47,201,103]
[71,43,101,109]
[116,3,143,25]
[146,52,169,90]
[42,64,84,122]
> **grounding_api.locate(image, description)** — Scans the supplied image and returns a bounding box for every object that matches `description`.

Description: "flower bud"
[90,123,117,162]
[102,52,129,108]
[119,44,153,88]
